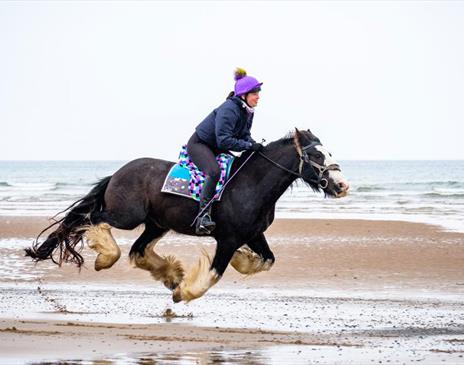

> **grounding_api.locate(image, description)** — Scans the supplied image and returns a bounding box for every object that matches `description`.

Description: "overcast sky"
[1,1,463,161]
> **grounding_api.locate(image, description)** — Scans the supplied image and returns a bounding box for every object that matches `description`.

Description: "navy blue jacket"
[195,96,255,152]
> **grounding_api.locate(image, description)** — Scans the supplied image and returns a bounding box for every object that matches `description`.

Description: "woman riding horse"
[26,128,349,303]
[188,68,264,235]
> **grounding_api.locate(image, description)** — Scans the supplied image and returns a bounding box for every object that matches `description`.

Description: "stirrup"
[196,213,216,235]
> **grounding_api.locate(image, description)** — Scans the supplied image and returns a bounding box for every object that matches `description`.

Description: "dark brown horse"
[26,129,349,302]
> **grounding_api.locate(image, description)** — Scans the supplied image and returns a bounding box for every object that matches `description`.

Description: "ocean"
[0,160,463,232]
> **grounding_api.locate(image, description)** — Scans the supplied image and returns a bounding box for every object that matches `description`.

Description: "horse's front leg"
[230,233,275,275]
[172,238,238,303]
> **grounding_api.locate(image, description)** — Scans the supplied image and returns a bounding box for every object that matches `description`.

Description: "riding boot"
[196,176,217,235]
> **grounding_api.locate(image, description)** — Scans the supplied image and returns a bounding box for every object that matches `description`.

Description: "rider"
[187,68,264,235]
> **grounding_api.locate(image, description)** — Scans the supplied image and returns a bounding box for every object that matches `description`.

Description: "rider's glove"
[250,143,264,152]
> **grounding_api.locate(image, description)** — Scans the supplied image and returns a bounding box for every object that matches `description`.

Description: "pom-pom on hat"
[234,68,263,96]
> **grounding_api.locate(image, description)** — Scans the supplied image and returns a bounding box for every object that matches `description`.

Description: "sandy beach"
[1,216,463,364]
[2,0,464,363]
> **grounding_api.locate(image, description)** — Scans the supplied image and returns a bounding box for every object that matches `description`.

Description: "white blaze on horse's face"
[315,145,350,198]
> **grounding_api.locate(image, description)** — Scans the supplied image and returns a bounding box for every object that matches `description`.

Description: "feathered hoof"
[230,246,272,275]
[85,223,121,271]
[161,255,185,290]
[131,251,184,290]
[171,250,219,303]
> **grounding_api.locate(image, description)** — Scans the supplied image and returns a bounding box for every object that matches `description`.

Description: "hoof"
[172,287,182,303]
[94,252,121,271]
[230,247,272,275]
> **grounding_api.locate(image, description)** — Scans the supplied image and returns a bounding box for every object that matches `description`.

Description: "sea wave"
[353,192,464,200]
[423,192,464,198]
[1,182,57,189]
[0,181,92,190]
[355,181,464,191]
[394,180,464,186]
[355,186,387,192]
[53,182,94,190]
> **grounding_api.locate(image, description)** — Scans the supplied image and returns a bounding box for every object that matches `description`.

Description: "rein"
[257,151,302,178]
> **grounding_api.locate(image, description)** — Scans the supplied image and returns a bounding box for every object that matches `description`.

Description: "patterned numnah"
[161,145,234,201]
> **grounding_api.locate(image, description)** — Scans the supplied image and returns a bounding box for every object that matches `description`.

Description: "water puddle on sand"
[17,344,464,365]
[24,349,268,365]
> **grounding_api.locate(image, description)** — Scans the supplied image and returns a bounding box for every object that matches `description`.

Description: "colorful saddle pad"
[161,145,235,201]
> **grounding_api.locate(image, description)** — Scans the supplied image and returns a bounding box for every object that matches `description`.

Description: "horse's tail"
[25,176,112,267]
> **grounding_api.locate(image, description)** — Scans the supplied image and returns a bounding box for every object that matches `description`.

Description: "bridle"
[258,141,341,189]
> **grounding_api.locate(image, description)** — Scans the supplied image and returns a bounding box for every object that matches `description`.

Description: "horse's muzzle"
[335,181,349,198]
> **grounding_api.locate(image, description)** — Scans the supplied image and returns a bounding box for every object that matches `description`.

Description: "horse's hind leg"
[85,208,147,271]
[129,224,184,290]
[85,223,121,271]
[173,237,237,303]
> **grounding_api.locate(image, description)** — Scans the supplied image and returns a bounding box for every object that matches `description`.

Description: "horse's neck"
[247,146,299,210]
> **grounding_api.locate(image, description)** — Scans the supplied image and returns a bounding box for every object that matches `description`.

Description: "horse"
[25,128,349,302]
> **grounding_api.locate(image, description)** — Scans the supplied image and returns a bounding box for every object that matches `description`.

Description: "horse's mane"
[265,132,295,150]
[264,129,319,151]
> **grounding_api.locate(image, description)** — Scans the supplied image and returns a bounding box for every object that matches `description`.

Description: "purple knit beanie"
[234,68,263,96]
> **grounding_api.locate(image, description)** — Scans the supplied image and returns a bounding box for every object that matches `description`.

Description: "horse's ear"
[293,127,303,156]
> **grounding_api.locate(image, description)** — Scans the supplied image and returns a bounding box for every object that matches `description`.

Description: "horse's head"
[293,128,349,198]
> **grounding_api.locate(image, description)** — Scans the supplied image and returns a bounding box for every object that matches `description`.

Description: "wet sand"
[0,216,463,364]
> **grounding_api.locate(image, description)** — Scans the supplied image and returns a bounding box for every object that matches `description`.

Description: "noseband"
[299,141,341,189]
[258,141,340,189]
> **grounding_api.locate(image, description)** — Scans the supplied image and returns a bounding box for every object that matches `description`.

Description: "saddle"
[161,145,235,201]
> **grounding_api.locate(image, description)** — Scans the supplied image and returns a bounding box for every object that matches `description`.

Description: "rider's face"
[245,92,260,107]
